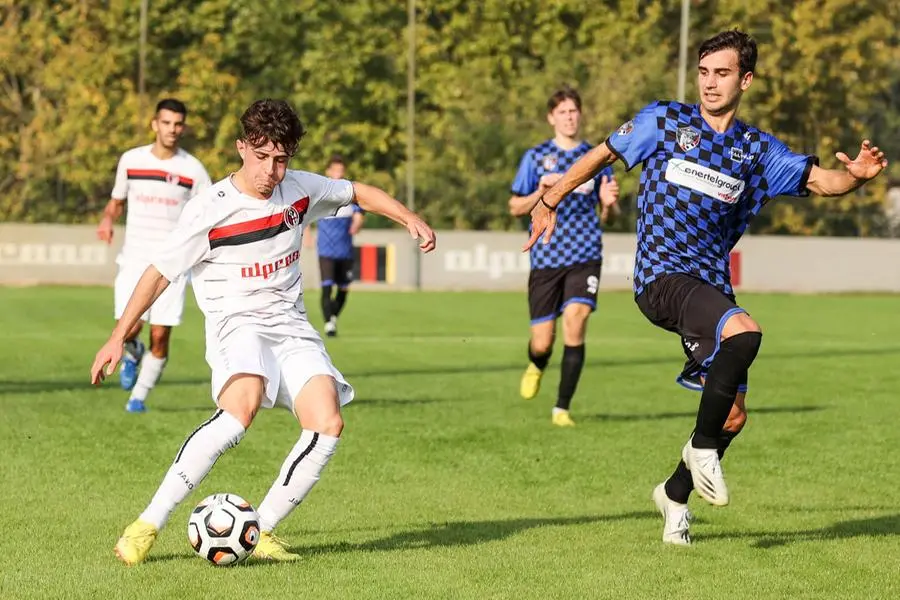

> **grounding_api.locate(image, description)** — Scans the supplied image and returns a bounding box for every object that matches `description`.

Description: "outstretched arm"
[352,182,436,253]
[91,266,170,384]
[524,143,618,250]
[807,140,887,196]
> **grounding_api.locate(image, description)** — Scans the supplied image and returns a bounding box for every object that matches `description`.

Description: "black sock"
[693,332,761,448]
[666,428,743,503]
[527,343,551,370]
[334,289,349,317]
[556,344,585,411]
[321,285,334,321]
[665,461,694,504]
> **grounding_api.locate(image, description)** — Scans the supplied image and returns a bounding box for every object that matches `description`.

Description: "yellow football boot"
[519,363,544,400]
[114,519,158,566]
[552,410,576,427]
[252,531,302,562]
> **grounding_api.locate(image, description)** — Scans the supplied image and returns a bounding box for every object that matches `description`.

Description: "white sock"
[139,410,245,529]
[131,354,167,402]
[552,407,569,416]
[257,430,339,532]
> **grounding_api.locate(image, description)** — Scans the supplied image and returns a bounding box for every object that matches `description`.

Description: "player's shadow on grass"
[702,513,900,548]
[0,377,209,395]
[580,405,824,423]
[298,511,655,555]
[142,512,657,565]
[343,345,900,380]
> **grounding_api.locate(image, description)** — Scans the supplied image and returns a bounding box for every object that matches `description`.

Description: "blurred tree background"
[0,0,897,234]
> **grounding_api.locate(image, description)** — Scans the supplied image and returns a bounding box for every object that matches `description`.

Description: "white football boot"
[652,483,692,546]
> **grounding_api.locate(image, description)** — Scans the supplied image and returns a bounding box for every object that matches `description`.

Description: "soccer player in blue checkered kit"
[525,31,888,544]
[509,87,620,427]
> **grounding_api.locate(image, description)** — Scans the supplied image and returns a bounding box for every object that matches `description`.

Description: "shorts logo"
[586,275,599,294]
[283,205,302,229]
[541,154,558,172]
[676,126,701,152]
[617,120,634,136]
[683,340,700,353]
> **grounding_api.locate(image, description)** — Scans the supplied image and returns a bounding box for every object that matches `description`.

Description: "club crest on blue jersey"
[676,126,701,152]
[542,154,558,171]
[617,120,634,136]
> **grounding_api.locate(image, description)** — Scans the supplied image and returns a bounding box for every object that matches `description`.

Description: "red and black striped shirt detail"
[208,197,310,249]
[127,169,194,189]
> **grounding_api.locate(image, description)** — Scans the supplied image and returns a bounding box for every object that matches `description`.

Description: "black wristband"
[540,197,556,211]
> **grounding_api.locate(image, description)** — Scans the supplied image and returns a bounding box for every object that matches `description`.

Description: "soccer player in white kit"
[90,99,437,565]
[96,98,212,413]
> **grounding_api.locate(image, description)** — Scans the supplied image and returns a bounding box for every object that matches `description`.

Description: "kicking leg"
[114,375,262,565]
[683,313,761,506]
[254,375,343,561]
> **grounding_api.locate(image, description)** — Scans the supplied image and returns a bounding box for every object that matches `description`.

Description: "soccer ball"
[188,493,260,566]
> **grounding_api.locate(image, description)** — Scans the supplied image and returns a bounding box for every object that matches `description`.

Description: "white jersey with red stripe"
[152,170,355,351]
[111,144,212,265]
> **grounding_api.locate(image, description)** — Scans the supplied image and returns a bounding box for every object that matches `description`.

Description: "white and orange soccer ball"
[188,493,260,566]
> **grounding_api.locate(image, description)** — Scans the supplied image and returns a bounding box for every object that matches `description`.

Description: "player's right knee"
[721,331,763,369]
[217,375,265,428]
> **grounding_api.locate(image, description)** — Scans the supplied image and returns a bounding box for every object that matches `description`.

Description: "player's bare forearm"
[102,199,124,222]
[508,191,543,217]
[601,202,621,226]
[111,266,170,341]
[806,167,867,197]
[349,212,364,235]
[352,181,436,252]
[352,182,416,227]
[542,144,616,208]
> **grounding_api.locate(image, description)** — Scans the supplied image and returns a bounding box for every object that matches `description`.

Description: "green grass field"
[1,286,899,599]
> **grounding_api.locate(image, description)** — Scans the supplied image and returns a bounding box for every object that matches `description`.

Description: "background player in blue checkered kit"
[310,155,364,337]
[525,31,888,544]
[509,87,620,427]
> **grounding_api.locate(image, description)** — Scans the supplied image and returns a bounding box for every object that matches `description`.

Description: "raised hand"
[835,140,888,182]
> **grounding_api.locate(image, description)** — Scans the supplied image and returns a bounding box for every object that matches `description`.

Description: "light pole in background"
[407,0,420,289]
[138,0,149,125]
[677,0,689,102]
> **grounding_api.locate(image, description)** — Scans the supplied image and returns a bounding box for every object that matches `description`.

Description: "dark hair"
[239,99,307,156]
[327,154,346,168]
[547,86,582,113]
[155,98,187,117]
[698,29,758,76]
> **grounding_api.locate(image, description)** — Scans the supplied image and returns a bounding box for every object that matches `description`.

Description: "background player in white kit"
[96,98,211,413]
[90,99,437,565]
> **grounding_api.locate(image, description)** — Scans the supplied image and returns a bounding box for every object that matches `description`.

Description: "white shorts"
[114,262,187,327]
[208,328,354,410]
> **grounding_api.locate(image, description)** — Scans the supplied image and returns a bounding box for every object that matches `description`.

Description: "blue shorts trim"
[559,297,597,313]
[321,280,335,287]
[530,314,557,326]
[701,307,747,369]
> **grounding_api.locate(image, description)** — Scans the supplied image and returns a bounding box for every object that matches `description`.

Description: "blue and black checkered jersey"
[316,203,363,259]
[606,101,817,296]
[512,140,613,269]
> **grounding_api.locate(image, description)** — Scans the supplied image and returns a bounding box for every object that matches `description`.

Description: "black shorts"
[319,257,354,289]
[528,261,602,324]
[635,273,748,389]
